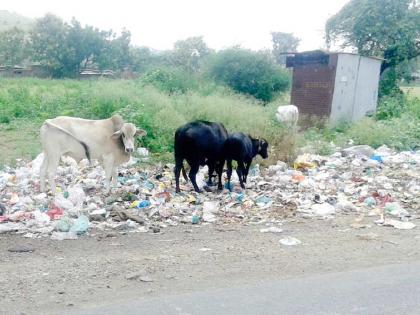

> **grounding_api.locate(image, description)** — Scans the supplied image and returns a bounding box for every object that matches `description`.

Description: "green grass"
[302,92,420,154]
[0,118,41,166]
[0,78,418,167]
[0,78,293,166]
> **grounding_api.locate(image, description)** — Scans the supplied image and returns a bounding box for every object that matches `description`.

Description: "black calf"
[223,132,268,190]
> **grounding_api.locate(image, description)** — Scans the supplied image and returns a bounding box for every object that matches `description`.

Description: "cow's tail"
[44,120,91,162]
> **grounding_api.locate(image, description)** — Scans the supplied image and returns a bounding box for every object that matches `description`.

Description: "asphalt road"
[64,261,420,315]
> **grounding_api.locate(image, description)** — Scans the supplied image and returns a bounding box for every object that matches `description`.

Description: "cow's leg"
[216,159,224,191]
[244,159,252,183]
[237,160,245,189]
[40,153,48,192]
[111,166,118,190]
[103,155,114,194]
[47,155,60,195]
[174,155,183,193]
[226,159,233,191]
[188,160,201,193]
[207,162,215,186]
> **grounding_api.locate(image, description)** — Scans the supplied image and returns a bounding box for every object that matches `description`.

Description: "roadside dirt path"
[2,214,420,315]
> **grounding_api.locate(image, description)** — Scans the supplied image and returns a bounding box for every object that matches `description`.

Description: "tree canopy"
[208,48,290,102]
[271,32,300,65]
[170,36,211,72]
[0,27,27,66]
[0,14,132,77]
[326,0,420,95]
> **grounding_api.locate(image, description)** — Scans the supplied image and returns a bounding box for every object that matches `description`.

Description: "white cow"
[39,115,146,194]
[275,105,299,128]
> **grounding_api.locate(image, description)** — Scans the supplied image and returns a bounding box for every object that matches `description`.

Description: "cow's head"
[251,137,269,159]
[112,123,147,153]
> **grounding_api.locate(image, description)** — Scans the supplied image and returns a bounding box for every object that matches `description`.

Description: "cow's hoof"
[204,186,212,192]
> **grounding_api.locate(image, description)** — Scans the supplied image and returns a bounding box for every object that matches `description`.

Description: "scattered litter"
[342,145,374,157]
[336,200,358,212]
[8,245,35,253]
[357,233,379,241]
[294,153,318,170]
[255,196,273,209]
[137,148,149,157]
[351,223,371,229]
[139,276,154,283]
[46,207,64,220]
[376,218,416,230]
[202,201,219,222]
[370,155,383,163]
[279,236,302,246]
[0,146,418,239]
[57,217,73,232]
[191,213,200,224]
[125,270,146,280]
[198,247,212,251]
[69,215,89,235]
[260,227,283,233]
[311,203,335,216]
[0,222,23,234]
[137,200,151,209]
[51,231,78,240]
[384,202,409,219]
[364,197,377,207]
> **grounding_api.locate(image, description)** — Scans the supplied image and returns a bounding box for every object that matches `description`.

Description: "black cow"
[174,121,228,193]
[223,132,268,190]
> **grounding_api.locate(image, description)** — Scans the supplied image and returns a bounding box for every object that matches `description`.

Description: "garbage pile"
[0,145,419,240]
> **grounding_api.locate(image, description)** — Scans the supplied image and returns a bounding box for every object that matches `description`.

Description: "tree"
[130,46,170,72]
[66,18,109,72]
[97,29,131,70]
[29,14,70,77]
[326,0,420,95]
[29,14,132,77]
[170,36,211,72]
[0,27,27,66]
[271,32,300,65]
[208,48,290,102]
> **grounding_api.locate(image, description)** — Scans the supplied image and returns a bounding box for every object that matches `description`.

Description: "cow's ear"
[111,130,122,139]
[135,129,147,137]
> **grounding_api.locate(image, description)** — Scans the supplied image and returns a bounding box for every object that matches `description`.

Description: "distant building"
[0,63,49,78]
[286,50,383,125]
[79,69,115,79]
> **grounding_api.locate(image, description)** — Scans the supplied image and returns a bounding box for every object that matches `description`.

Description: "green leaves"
[271,32,300,65]
[0,27,27,66]
[207,48,290,102]
[27,14,132,77]
[326,0,420,96]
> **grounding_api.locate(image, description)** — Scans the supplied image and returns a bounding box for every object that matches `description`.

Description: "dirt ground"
[1,214,420,315]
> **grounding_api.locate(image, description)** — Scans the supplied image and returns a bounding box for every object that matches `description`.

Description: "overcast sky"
[3,0,349,51]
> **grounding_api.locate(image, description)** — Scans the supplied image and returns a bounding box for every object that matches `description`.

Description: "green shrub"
[376,93,407,120]
[0,115,10,124]
[139,67,198,94]
[207,48,290,102]
[0,78,290,157]
[406,96,420,120]
[340,115,419,151]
